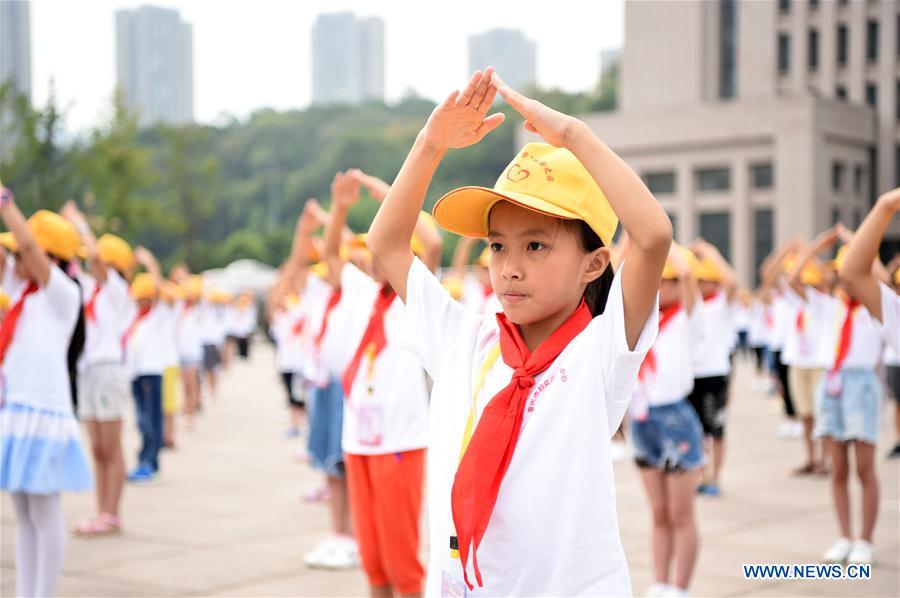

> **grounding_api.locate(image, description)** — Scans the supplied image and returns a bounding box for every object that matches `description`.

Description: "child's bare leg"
[639,468,672,584]
[667,469,700,590]
[825,438,852,538]
[853,442,879,542]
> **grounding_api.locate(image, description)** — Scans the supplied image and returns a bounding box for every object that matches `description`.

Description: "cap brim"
[433,186,581,237]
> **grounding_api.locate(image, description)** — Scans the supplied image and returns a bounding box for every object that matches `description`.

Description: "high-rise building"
[528,0,899,286]
[0,0,31,100]
[312,12,385,106]
[115,5,194,128]
[468,29,536,92]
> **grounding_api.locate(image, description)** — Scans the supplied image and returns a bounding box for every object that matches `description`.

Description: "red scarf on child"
[0,282,39,364]
[341,285,396,397]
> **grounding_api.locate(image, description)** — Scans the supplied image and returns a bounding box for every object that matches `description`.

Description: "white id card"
[355,404,385,447]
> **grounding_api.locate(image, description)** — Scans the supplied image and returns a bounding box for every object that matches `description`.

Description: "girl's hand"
[492,73,580,148]
[422,68,505,151]
[330,172,360,209]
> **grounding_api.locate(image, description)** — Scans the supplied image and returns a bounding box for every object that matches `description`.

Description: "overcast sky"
[27,0,623,132]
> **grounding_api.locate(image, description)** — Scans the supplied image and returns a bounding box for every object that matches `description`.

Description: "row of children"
[0,188,258,597]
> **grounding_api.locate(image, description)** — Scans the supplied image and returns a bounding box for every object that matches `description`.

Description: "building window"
[751,163,774,189]
[837,25,848,65]
[696,167,731,192]
[831,206,842,225]
[832,161,844,191]
[865,83,877,107]
[644,171,676,195]
[807,29,819,70]
[868,145,877,203]
[700,212,732,262]
[719,0,737,99]
[854,165,864,194]
[778,0,791,14]
[836,85,847,100]
[777,34,791,74]
[809,0,819,8]
[866,20,878,63]
[753,209,773,286]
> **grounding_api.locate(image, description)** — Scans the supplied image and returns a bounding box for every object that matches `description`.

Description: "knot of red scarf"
[451,299,592,590]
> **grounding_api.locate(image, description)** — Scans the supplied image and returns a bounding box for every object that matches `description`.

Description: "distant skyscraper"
[312,12,385,106]
[0,0,31,99]
[115,5,194,128]
[468,29,536,92]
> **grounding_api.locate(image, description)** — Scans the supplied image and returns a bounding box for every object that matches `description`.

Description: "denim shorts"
[630,399,705,472]
[307,377,345,478]
[814,368,882,445]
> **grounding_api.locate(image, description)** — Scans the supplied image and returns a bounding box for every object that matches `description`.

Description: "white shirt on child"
[638,307,703,407]
[176,303,203,363]
[402,258,658,597]
[123,303,170,377]
[781,287,833,369]
[80,269,130,367]
[877,283,900,356]
[767,293,792,352]
[806,291,884,370]
[339,263,429,456]
[692,292,733,378]
[2,266,80,412]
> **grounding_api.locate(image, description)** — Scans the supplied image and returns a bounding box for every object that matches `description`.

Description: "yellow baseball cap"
[310,261,329,279]
[1,211,80,262]
[662,245,700,280]
[800,264,824,287]
[893,268,900,286]
[349,226,429,259]
[182,275,204,300]
[0,290,9,310]
[694,256,722,283]
[433,142,618,247]
[97,234,135,272]
[131,273,157,300]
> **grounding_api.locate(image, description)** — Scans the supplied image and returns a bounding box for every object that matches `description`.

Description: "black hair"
[560,219,614,316]
[56,259,86,411]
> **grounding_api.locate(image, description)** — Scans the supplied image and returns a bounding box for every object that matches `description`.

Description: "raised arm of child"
[492,74,672,348]
[840,189,900,322]
[452,236,477,280]
[0,185,51,286]
[323,171,361,289]
[61,199,105,283]
[366,69,506,301]
[134,246,163,289]
[692,238,738,302]
[787,228,838,301]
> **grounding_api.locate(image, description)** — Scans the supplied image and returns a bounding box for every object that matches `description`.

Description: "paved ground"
[1,342,897,597]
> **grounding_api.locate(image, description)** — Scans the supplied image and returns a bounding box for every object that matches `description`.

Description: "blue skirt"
[1,402,93,494]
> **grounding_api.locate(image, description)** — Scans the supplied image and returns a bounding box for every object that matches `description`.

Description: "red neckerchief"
[451,300,592,590]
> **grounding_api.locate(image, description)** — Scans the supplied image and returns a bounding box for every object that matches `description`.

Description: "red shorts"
[345,449,425,594]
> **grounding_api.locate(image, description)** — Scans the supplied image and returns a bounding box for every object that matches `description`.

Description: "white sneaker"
[847,540,874,565]
[662,587,689,598]
[644,583,672,597]
[303,538,335,567]
[318,540,359,570]
[777,421,793,439]
[790,421,804,439]
[822,537,852,563]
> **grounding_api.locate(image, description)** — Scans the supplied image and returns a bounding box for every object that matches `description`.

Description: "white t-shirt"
[340,264,429,456]
[299,275,338,387]
[123,303,169,377]
[692,292,733,378]
[877,283,899,356]
[176,302,203,363]
[402,258,657,597]
[232,303,257,337]
[747,301,769,348]
[637,307,703,407]
[271,305,305,374]
[807,291,884,371]
[766,292,792,351]
[158,302,180,369]
[80,269,130,367]
[781,288,834,369]
[2,266,81,412]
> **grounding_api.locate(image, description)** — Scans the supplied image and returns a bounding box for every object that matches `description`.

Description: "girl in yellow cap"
[366,68,670,596]
[788,223,888,566]
[839,188,900,461]
[0,185,93,597]
[61,201,133,537]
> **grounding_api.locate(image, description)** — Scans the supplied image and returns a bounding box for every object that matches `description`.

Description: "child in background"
[62,201,134,536]
[629,244,705,597]
[176,275,204,429]
[839,189,900,459]
[321,168,441,596]
[159,282,182,449]
[688,239,738,497]
[366,69,668,596]
[1,186,93,597]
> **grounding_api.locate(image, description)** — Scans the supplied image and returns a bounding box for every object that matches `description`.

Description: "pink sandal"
[73,513,122,537]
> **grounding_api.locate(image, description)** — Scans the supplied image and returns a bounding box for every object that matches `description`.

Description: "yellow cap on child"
[662,245,700,280]
[97,234,135,272]
[0,291,9,311]
[131,273,157,300]
[1,211,80,262]
[831,246,849,270]
[694,256,722,283]
[433,143,619,247]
